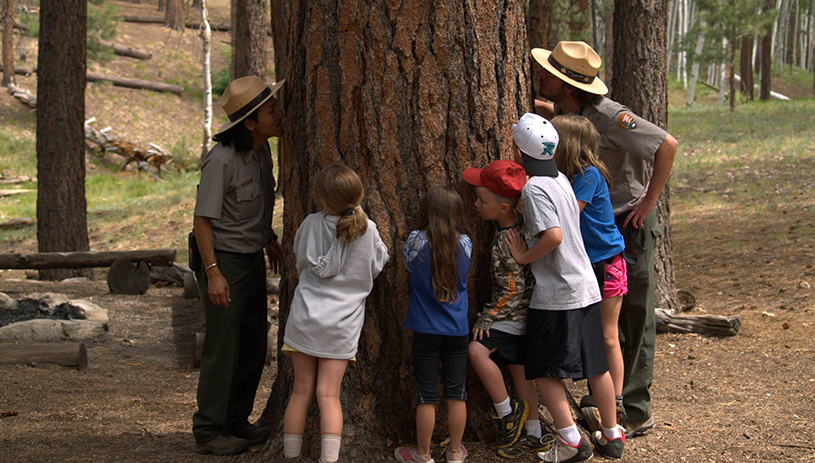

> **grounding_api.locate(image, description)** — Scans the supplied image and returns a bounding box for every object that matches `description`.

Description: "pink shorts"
[603,253,628,299]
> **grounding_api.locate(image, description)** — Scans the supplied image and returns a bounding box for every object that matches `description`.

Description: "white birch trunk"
[719,39,728,104]
[772,0,783,60]
[677,0,684,83]
[686,22,706,107]
[667,0,678,70]
[200,0,212,159]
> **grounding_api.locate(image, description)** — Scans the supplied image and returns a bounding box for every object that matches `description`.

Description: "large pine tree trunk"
[740,36,754,99]
[233,0,267,79]
[258,1,529,460]
[528,0,554,103]
[36,0,92,281]
[760,0,773,100]
[164,0,184,31]
[2,0,14,87]
[611,0,677,312]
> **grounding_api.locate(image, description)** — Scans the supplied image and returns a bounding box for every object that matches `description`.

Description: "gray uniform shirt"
[568,97,668,215]
[521,174,601,311]
[194,142,275,253]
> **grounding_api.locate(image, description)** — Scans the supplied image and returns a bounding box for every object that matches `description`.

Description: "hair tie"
[345,207,358,217]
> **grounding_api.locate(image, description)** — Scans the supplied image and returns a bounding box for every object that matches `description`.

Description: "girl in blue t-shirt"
[395,186,472,463]
[553,114,629,428]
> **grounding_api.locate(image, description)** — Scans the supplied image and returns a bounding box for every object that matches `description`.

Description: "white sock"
[525,419,542,438]
[320,434,341,463]
[283,434,303,459]
[556,424,581,447]
[493,397,512,417]
[602,425,622,440]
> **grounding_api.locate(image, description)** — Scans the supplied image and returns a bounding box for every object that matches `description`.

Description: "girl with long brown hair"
[552,114,629,450]
[396,186,472,463]
[282,164,389,463]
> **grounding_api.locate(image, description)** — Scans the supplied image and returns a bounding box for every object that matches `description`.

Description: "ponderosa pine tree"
[258,1,529,460]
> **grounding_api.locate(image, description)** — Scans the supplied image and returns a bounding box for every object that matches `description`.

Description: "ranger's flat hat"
[532,41,608,95]
[216,76,285,135]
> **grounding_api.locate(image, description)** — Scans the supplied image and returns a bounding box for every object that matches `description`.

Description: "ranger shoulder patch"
[618,113,637,130]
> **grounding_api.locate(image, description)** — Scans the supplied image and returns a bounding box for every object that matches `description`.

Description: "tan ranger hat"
[216,76,285,135]
[532,41,608,96]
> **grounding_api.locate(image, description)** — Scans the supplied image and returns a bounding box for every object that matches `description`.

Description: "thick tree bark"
[164,0,184,31]
[611,0,677,312]
[740,36,755,99]
[258,1,529,460]
[233,0,267,79]
[2,0,14,86]
[528,0,554,102]
[36,0,92,281]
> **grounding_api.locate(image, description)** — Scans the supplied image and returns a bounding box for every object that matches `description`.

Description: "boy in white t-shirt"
[505,113,624,462]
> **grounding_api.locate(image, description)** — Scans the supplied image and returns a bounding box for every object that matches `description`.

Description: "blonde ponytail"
[314,164,368,244]
[336,206,368,243]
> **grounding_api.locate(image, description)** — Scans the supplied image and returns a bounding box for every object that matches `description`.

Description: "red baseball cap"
[463,160,526,199]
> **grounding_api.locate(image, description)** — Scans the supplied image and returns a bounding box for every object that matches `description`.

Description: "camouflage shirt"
[474,214,533,335]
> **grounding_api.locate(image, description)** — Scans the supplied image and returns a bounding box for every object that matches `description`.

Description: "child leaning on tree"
[462,160,547,459]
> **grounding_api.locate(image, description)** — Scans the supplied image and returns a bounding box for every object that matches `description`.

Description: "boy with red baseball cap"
[463,160,545,458]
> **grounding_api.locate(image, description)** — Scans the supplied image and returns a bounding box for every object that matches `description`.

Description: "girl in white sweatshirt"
[282,164,389,463]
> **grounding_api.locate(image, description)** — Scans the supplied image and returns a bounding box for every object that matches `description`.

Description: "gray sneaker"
[623,415,655,439]
[592,427,625,459]
[196,434,249,456]
[537,434,593,463]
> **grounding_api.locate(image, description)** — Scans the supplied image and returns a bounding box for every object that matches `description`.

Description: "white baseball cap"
[512,113,559,177]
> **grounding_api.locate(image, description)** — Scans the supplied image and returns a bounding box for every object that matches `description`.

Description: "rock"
[0,293,19,326]
[0,292,17,312]
[60,277,91,283]
[16,292,70,319]
[266,277,280,295]
[60,299,109,327]
[0,319,106,342]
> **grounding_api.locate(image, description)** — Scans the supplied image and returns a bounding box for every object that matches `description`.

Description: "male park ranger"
[192,76,285,455]
[533,41,678,439]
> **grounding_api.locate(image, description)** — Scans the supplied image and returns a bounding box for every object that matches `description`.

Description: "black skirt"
[523,302,608,380]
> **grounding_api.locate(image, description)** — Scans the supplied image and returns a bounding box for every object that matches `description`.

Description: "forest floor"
[1,1,815,463]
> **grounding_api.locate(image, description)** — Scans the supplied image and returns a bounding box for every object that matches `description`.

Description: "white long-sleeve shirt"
[283,211,389,359]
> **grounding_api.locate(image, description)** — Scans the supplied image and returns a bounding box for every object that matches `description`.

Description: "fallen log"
[121,15,231,31]
[98,40,152,60]
[151,262,192,287]
[0,189,34,197]
[193,332,274,368]
[0,218,35,230]
[86,72,183,95]
[0,65,34,76]
[0,249,176,270]
[0,341,88,370]
[0,175,36,184]
[655,308,741,337]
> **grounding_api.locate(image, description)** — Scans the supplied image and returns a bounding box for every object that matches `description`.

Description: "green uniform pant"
[193,250,268,443]
[614,211,661,423]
